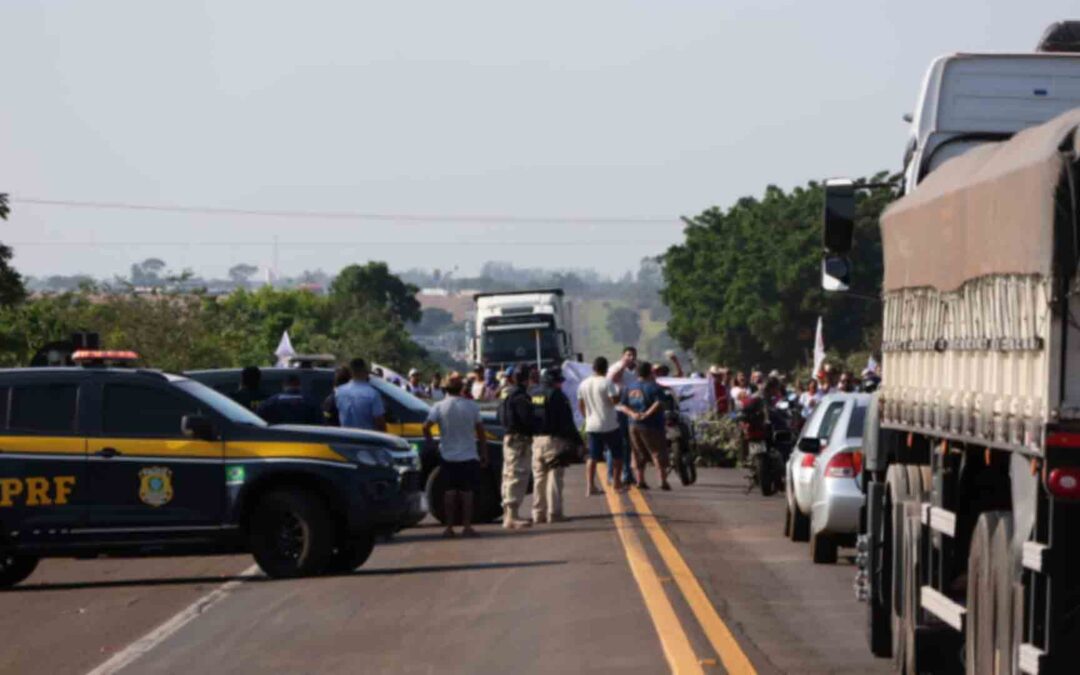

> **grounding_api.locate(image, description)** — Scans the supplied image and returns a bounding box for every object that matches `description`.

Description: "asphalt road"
[0,468,890,674]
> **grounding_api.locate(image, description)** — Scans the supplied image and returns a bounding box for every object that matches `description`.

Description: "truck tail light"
[801,454,817,468]
[1047,467,1080,500]
[825,452,861,479]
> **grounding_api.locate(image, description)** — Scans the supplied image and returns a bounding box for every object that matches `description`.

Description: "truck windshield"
[482,329,560,365]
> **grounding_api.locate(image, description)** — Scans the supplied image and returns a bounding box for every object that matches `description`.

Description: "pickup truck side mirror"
[798,437,822,454]
[181,414,216,441]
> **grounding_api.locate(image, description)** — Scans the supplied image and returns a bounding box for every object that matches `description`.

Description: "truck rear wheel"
[991,515,1017,675]
[897,503,924,675]
[0,554,38,588]
[966,512,1006,675]
[249,489,335,579]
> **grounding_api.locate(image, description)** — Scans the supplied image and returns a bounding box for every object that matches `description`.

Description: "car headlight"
[332,444,394,468]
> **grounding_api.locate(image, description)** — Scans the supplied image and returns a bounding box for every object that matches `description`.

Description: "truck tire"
[811,530,838,564]
[887,464,914,660]
[897,503,924,675]
[991,515,1016,675]
[325,531,376,575]
[0,554,38,588]
[966,512,1006,675]
[865,480,892,657]
[249,489,335,579]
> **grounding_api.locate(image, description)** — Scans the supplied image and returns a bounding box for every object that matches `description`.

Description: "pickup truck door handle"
[95,447,121,458]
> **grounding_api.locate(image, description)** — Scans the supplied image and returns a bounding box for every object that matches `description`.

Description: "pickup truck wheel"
[966,512,1006,675]
[811,530,838,564]
[249,489,334,579]
[0,554,38,588]
[991,515,1016,675]
[325,532,376,575]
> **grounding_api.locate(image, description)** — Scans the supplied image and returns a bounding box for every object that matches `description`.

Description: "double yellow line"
[601,472,756,675]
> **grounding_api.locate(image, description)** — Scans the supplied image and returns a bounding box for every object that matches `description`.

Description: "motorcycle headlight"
[332,444,394,468]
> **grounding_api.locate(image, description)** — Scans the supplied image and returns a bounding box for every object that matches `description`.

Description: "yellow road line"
[627,487,757,675]
[600,472,704,675]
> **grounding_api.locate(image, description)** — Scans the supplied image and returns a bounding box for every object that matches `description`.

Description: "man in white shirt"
[578,356,624,494]
[606,347,639,486]
[423,372,488,538]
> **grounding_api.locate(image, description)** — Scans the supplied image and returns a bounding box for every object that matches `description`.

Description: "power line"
[11,197,681,225]
[9,240,676,247]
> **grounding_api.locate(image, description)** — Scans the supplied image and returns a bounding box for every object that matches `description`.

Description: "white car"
[785,394,853,542]
[806,393,870,564]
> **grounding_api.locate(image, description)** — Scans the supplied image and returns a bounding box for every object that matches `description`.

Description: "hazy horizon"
[2,1,1075,280]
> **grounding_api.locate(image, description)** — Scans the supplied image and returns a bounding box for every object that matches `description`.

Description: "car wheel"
[325,531,376,575]
[811,530,838,564]
[0,554,38,588]
[784,501,793,538]
[249,489,335,579]
[791,506,810,543]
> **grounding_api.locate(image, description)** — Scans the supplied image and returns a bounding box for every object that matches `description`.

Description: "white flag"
[812,317,826,379]
[274,330,296,367]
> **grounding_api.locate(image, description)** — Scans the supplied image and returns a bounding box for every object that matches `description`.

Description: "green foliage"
[606,306,642,346]
[693,412,741,467]
[331,262,421,323]
[0,193,27,308]
[661,175,895,371]
[0,285,430,373]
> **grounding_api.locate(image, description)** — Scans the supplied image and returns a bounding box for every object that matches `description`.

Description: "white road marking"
[85,564,261,675]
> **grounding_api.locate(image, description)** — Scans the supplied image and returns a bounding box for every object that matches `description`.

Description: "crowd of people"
[228,349,882,538]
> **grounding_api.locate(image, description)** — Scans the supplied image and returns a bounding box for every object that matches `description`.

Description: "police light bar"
[71,350,140,365]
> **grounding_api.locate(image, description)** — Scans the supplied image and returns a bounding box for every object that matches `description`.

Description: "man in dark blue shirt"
[618,361,671,490]
[257,374,322,425]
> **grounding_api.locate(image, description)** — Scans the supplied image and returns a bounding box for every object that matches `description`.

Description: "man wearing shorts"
[423,372,488,538]
[578,356,624,495]
[619,361,671,491]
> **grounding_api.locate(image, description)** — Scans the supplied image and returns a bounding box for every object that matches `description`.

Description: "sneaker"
[638,482,650,490]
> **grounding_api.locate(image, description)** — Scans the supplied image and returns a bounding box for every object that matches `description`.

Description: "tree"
[606,306,642,347]
[330,262,421,323]
[130,258,167,287]
[0,193,27,308]
[412,307,455,334]
[660,175,895,371]
[228,263,259,289]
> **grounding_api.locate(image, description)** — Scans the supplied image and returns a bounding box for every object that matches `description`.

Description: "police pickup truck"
[0,353,417,587]
[184,368,506,524]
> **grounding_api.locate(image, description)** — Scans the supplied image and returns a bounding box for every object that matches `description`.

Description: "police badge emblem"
[139,466,174,507]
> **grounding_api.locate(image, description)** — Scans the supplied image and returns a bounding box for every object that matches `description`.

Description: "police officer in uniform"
[530,367,581,524]
[498,367,535,529]
[257,373,322,425]
[231,365,264,411]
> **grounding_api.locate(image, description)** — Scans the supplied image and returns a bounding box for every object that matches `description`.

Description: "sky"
[0,1,1075,281]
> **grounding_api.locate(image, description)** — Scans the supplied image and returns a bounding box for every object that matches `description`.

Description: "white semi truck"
[823,22,1080,674]
[468,289,576,369]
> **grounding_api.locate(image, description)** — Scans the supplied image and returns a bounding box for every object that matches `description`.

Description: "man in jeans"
[578,356,624,495]
[530,367,580,523]
[498,368,534,529]
[423,372,488,538]
[619,361,672,491]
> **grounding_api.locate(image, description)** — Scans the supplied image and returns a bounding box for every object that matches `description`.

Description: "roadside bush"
[694,411,741,467]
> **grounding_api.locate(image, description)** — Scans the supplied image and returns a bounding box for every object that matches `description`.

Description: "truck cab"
[470,289,574,369]
[902,52,1080,193]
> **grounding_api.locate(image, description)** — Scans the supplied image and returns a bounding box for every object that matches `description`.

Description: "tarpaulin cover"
[881,108,1080,292]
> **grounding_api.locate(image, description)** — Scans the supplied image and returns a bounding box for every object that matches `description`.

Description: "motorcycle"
[739,395,789,496]
[664,395,698,486]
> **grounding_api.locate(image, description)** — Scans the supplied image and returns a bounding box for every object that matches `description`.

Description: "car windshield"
[175,380,268,426]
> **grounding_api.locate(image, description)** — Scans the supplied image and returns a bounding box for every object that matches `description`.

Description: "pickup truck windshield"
[175,380,268,426]
[482,328,560,365]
